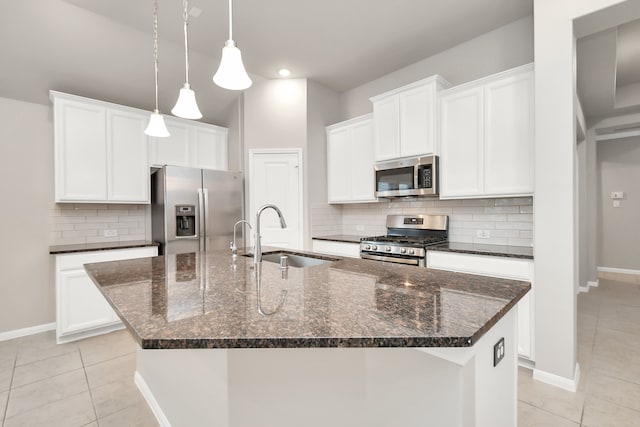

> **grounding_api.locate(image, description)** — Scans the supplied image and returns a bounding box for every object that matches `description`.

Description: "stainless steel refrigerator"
[151,166,244,255]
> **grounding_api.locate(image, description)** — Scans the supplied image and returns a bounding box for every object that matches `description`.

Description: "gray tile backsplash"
[49,204,148,245]
[314,197,534,247]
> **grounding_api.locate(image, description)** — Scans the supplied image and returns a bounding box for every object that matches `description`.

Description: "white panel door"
[149,120,190,167]
[373,96,400,161]
[327,127,351,202]
[249,151,302,250]
[400,84,435,157]
[192,126,228,171]
[55,100,107,201]
[484,72,534,195]
[439,87,484,198]
[350,119,376,201]
[58,269,118,335]
[106,109,150,202]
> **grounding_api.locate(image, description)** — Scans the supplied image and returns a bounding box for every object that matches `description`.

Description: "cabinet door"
[327,127,351,202]
[400,84,435,157]
[373,96,400,161]
[58,269,119,336]
[149,120,190,167]
[54,100,107,201]
[350,120,376,201]
[106,109,150,202]
[439,88,484,198]
[484,72,534,196]
[191,126,228,170]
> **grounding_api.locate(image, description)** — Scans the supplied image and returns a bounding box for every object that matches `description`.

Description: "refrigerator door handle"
[197,188,205,253]
[203,187,209,252]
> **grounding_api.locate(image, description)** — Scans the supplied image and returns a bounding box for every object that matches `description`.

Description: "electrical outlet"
[493,337,505,367]
[613,200,621,208]
[356,225,365,232]
[611,191,625,199]
[103,229,118,237]
[476,230,491,239]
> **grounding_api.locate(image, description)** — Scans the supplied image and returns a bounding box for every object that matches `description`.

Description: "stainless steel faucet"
[254,204,287,263]
[230,220,253,258]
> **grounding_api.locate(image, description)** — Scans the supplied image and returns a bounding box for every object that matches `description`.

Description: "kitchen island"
[85,249,530,427]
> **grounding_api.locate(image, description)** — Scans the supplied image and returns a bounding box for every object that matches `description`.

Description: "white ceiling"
[0,0,532,124]
[577,17,640,123]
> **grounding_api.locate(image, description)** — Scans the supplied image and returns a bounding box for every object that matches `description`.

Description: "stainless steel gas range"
[360,215,448,267]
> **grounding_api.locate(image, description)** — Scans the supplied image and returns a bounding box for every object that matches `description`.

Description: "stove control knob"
[371,245,377,251]
[400,248,407,254]
[364,244,371,250]
[385,246,391,252]
[408,249,415,255]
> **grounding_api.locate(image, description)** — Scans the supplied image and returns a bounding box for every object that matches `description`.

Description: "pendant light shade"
[213,0,252,91]
[146,0,170,137]
[145,110,170,137]
[172,0,203,119]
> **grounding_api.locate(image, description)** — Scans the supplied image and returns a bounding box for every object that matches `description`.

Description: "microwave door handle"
[414,164,420,189]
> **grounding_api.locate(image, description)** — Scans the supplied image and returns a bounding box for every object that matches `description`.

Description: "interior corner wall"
[226,95,243,173]
[338,15,534,121]
[0,97,55,333]
[305,81,341,249]
[597,136,640,270]
[577,138,588,290]
[586,129,599,283]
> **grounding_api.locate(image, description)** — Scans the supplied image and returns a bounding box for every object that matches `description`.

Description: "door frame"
[247,148,304,249]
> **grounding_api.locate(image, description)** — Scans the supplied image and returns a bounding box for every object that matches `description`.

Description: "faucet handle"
[230,242,237,255]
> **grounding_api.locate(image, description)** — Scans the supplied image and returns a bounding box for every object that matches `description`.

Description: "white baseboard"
[0,322,56,342]
[135,371,172,427]
[587,280,599,288]
[598,266,640,275]
[533,363,580,392]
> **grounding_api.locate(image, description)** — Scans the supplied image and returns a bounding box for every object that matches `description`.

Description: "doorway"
[248,149,303,250]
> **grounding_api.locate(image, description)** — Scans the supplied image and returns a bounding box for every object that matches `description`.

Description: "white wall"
[533,0,633,389]
[597,136,640,270]
[0,97,55,333]
[339,16,534,120]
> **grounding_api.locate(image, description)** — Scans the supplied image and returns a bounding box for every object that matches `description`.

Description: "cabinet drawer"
[57,247,157,270]
[427,251,532,280]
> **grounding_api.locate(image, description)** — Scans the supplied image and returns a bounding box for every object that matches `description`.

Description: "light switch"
[611,191,625,199]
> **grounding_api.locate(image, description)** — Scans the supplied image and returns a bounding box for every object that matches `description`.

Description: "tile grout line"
[78,347,100,427]
[1,353,17,426]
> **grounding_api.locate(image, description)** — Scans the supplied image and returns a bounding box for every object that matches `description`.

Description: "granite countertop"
[428,242,534,259]
[49,240,159,255]
[312,235,366,244]
[85,248,530,350]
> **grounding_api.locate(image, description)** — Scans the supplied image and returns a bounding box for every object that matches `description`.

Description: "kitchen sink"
[245,251,338,267]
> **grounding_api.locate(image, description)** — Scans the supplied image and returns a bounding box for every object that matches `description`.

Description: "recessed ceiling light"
[277,68,291,77]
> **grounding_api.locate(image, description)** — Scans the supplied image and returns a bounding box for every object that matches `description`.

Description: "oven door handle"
[360,253,421,266]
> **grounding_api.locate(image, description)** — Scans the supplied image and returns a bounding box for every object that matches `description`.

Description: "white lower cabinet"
[427,251,535,362]
[312,240,360,258]
[55,246,157,343]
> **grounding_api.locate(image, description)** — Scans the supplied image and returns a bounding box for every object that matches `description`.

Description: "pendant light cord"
[153,0,160,112]
[183,0,190,85]
[228,0,233,41]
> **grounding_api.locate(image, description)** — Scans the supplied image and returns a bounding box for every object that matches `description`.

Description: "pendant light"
[145,0,170,137]
[171,0,203,119]
[212,0,252,90]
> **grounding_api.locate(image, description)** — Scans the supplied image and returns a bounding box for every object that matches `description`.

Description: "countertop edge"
[427,244,534,260]
[49,241,159,255]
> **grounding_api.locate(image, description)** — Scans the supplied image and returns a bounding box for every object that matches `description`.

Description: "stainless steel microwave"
[375,155,439,198]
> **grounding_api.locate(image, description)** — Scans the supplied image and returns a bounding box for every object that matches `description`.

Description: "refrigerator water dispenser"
[175,205,196,237]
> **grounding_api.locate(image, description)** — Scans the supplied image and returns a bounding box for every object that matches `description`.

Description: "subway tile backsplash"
[335,196,534,247]
[49,204,148,245]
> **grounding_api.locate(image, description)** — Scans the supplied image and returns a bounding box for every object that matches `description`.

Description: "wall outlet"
[613,200,621,208]
[611,191,625,199]
[356,225,365,232]
[493,337,505,367]
[103,229,118,237]
[476,230,491,239]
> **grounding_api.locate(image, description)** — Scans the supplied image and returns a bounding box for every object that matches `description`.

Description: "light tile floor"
[1,275,639,426]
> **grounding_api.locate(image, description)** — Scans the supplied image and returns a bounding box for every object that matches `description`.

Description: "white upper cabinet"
[326,114,376,204]
[148,117,228,171]
[439,64,534,199]
[370,75,451,162]
[52,91,149,203]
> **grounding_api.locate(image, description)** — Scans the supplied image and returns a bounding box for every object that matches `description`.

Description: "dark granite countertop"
[312,235,366,244]
[428,242,534,259]
[50,240,159,255]
[84,248,530,350]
